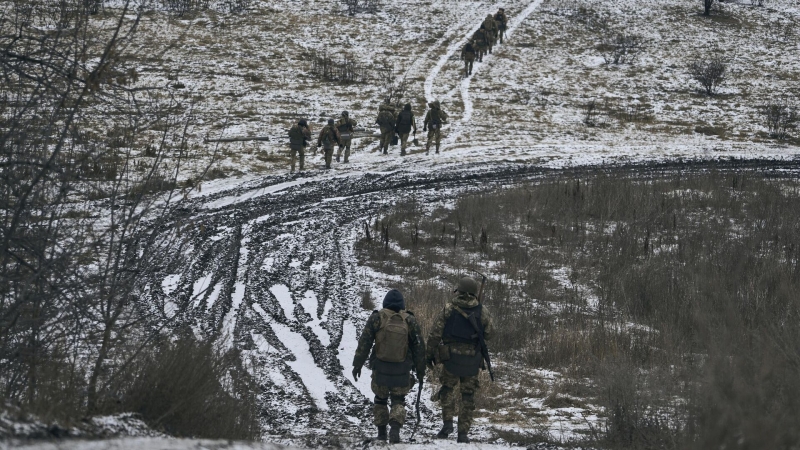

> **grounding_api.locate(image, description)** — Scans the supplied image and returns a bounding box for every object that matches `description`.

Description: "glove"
[316,142,321,148]
[423,127,427,132]
[413,130,416,135]
[352,366,361,381]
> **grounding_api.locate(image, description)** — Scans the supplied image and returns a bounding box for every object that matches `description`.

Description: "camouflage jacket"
[494,11,508,29]
[424,106,448,128]
[353,309,426,374]
[425,294,494,360]
[336,117,357,133]
[483,17,498,33]
[317,125,341,147]
[461,42,476,59]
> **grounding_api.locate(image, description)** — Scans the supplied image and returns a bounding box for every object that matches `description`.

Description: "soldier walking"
[472,25,488,62]
[426,276,494,443]
[494,8,508,44]
[316,118,341,169]
[423,100,448,154]
[336,110,357,163]
[352,290,426,443]
[376,102,397,155]
[287,119,311,173]
[483,14,498,54]
[395,103,416,156]
[461,39,477,77]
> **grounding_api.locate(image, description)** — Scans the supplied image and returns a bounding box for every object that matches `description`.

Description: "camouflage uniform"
[317,121,341,169]
[472,28,488,62]
[352,290,426,442]
[394,103,416,156]
[376,104,397,155]
[483,15,498,54]
[461,41,477,77]
[423,101,448,154]
[336,112,357,163]
[288,121,311,173]
[426,292,494,436]
[494,9,508,44]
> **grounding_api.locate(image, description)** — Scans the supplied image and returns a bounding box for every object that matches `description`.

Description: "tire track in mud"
[144,159,800,439]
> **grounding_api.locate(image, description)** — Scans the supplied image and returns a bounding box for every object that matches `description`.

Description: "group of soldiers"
[461,8,508,77]
[286,101,449,172]
[352,276,494,444]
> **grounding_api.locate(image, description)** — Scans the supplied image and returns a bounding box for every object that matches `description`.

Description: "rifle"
[409,377,423,441]
[471,272,495,381]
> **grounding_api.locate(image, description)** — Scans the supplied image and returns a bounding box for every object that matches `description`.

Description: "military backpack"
[375,309,409,363]
[289,125,305,145]
[321,126,336,145]
[377,109,395,128]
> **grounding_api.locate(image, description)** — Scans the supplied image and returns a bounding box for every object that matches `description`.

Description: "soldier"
[494,8,508,44]
[394,103,416,156]
[287,119,311,173]
[423,100,448,155]
[426,276,494,443]
[472,25,488,63]
[352,289,426,443]
[336,110,357,163]
[483,14,498,54]
[316,118,341,169]
[375,102,397,155]
[461,39,477,77]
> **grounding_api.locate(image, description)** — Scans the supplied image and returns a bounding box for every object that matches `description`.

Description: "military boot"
[436,420,454,439]
[435,144,440,154]
[377,425,387,441]
[457,431,470,443]
[389,421,401,443]
[336,155,341,162]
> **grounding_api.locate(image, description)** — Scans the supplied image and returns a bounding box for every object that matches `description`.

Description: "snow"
[270,284,296,320]
[2,438,291,450]
[338,319,373,400]
[299,290,331,347]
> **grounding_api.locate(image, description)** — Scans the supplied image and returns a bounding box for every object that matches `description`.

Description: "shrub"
[688,57,727,95]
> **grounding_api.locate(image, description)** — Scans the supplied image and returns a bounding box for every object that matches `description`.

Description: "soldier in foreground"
[423,100,448,154]
[426,276,494,443]
[494,8,508,44]
[395,103,416,156]
[376,102,397,155]
[461,39,477,77]
[352,290,426,443]
[316,118,341,169]
[483,14,498,54]
[336,110,357,163]
[287,119,311,173]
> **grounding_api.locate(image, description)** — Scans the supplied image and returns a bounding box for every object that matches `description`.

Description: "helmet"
[342,110,349,117]
[298,119,307,127]
[327,118,335,126]
[454,276,479,297]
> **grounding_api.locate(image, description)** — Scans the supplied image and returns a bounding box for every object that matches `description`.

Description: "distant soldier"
[316,118,341,170]
[352,290,426,443]
[376,102,397,155]
[336,110,357,163]
[461,39,477,77]
[472,26,488,62]
[483,14,498,54]
[423,100,448,155]
[287,119,311,173]
[426,276,494,443]
[494,8,508,44]
[394,103,416,156]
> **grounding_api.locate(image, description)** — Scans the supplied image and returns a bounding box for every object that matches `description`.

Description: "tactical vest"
[396,110,413,133]
[321,126,336,146]
[288,125,305,146]
[442,304,483,377]
[430,108,443,126]
[377,110,394,128]
[337,119,353,133]
[372,309,413,387]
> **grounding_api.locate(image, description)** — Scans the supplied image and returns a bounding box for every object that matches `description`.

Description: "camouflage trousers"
[372,378,411,426]
[438,367,480,433]
[398,132,412,155]
[289,146,305,172]
[379,127,393,153]
[426,126,442,153]
[487,35,496,53]
[463,56,475,77]
[498,27,506,44]
[476,45,487,61]
[337,137,352,163]
[322,145,334,169]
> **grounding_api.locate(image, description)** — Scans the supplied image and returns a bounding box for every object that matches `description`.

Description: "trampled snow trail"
[445,0,545,146]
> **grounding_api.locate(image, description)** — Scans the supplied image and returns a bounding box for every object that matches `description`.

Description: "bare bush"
[162,0,211,16]
[376,66,408,107]
[688,57,727,95]
[309,51,370,84]
[218,0,251,14]
[761,96,798,140]
[341,0,382,16]
[598,32,644,65]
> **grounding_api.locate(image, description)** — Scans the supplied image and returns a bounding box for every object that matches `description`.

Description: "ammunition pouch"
[435,343,451,365]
